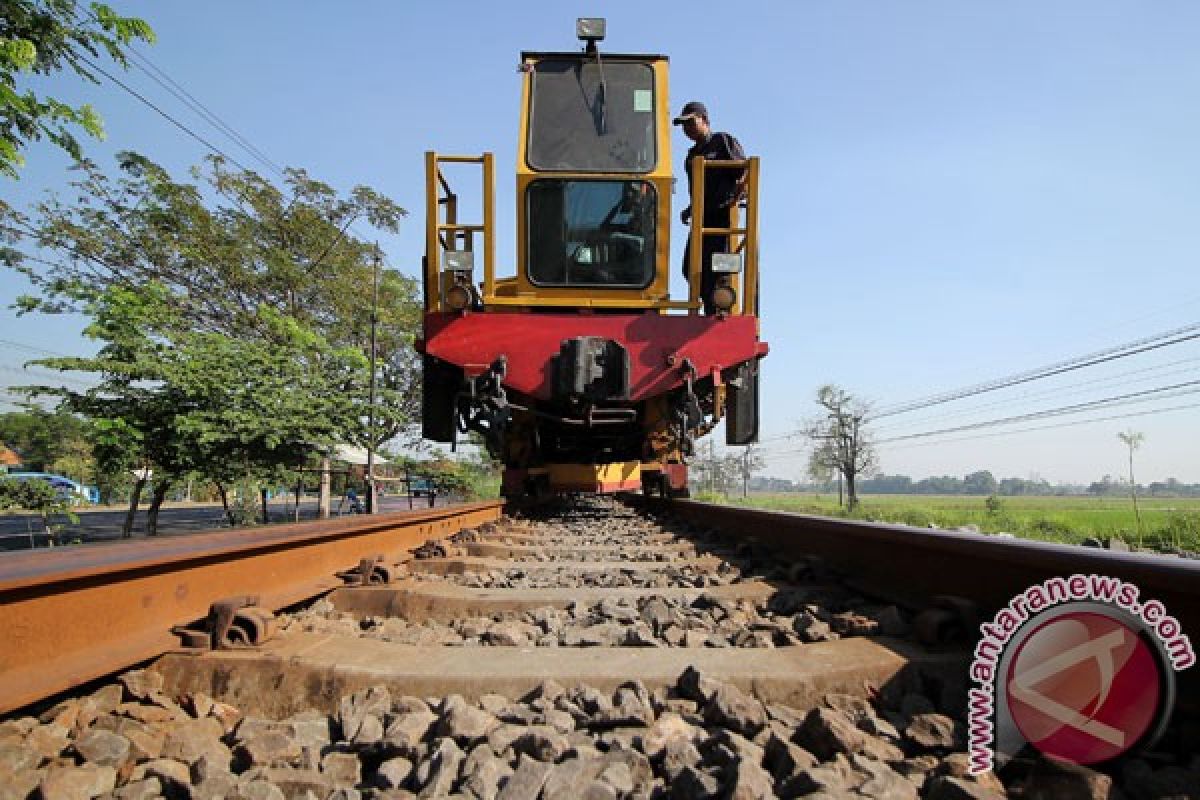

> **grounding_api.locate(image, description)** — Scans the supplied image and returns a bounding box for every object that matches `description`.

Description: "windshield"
[527,58,656,172]
[527,179,656,288]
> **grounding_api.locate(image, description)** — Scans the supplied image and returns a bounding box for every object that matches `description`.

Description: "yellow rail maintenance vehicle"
[417,19,767,498]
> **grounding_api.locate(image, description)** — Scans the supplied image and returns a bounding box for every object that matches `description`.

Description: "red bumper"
[422,311,767,402]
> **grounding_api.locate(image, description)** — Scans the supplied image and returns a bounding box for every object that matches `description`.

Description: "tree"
[1,1,154,177]
[804,385,876,511]
[690,440,744,497]
[4,152,421,524]
[1117,429,1145,546]
[0,475,77,545]
[738,444,764,498]
[963,470,998,495]
[3,152,418,444]
[0,406,91,473]
[30,283,365,532]
[806,449,836,495]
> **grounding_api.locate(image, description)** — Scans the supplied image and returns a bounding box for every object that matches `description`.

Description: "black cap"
[672,101,708,125]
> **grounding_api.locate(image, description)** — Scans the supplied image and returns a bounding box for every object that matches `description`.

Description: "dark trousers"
[681,207,733,315]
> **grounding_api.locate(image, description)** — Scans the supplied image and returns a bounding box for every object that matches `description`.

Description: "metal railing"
[686,156,761,316]
[424,152,495,312]
[424,150,760,316]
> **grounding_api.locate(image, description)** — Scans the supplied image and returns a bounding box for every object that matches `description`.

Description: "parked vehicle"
[6,472,100,505]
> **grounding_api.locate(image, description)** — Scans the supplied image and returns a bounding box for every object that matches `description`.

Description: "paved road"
[0,494,451,551]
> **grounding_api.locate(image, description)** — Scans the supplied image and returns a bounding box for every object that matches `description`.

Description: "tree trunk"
[216,482,236,526]
[146,481,171,536]
[294,476,303,523]
[1129,452,1144,546]
[260,487,270,524]
[123,478,147,538]
[318,457,331,519]
[846,472,859,511]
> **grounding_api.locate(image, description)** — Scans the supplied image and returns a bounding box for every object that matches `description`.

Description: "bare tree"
[1117,430,1145,546]
[804,385,876,511]
[739,444,765,498]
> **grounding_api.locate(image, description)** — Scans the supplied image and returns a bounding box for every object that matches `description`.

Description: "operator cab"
[422,19,757,315]
[518,24,670,299]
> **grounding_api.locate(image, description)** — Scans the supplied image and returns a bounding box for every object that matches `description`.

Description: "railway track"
[1,497,1198,799]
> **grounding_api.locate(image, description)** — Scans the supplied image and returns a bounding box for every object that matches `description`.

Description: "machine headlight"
[712,285,737,312]
[445,284,472,311]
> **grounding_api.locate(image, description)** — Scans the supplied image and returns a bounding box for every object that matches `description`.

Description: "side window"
[527,180,656,288]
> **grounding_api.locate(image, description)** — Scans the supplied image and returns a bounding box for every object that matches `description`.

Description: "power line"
[124,48,287,179]
[872,356,1200,434]
[873,322,1200,419]
[69,0,283,179]
[74,50,383,259]
[66,3,390,265]
[877,380,1200,444]
[876,400,1200,452]
[756,379,1200,460]
[0,338,71,358]
[0,364,100,390]
[72,50,256,174]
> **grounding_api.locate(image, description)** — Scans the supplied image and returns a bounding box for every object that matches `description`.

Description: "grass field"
[718,492,1200,552]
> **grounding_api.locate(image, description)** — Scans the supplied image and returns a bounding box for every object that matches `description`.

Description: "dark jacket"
[684,131,746,221]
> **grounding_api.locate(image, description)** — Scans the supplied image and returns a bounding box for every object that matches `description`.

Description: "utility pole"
[708,440,716,495]
[366,249,381,514]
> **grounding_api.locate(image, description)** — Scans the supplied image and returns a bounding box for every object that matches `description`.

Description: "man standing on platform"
[674,101,746,314]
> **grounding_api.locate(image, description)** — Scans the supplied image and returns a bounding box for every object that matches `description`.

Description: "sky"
[3,1,1199,485]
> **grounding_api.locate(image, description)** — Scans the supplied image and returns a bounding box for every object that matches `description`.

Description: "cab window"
[527,59,656,173]
[527,180,656,288]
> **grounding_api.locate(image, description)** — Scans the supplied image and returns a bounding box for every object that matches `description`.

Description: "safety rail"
[425,151,760,316]
[424,152,496,312]
[686,156,761,316]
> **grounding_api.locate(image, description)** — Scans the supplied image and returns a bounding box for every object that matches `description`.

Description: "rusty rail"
[0,501,503,714]
[6,495,1199,716]
[641,497,1200,705]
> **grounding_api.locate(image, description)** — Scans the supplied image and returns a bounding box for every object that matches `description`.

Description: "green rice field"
[719,492,1200,552]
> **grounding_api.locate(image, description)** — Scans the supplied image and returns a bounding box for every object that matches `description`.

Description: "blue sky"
[3,1,1199,483]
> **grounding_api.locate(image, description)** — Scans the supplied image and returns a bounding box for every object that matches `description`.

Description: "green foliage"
[0,406,92,473]
[0,474,78,540]
[2,151,422,524]
[3,152,418,447]
[984,494,1003,515]
[0,0,154,177]
[30,283,364,502]
[414,457,501,500]
[729,493,1200,553]
[1153,512,1200,551]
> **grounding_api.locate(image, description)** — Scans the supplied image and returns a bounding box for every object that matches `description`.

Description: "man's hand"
[680,206,691,225]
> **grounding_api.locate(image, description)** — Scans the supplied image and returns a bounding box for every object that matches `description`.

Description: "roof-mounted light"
[577,17,606,55]
[576,18,606,44]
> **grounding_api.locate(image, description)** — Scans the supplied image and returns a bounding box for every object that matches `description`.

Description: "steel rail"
[0,501,503,715]
[642,498,1200,705]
